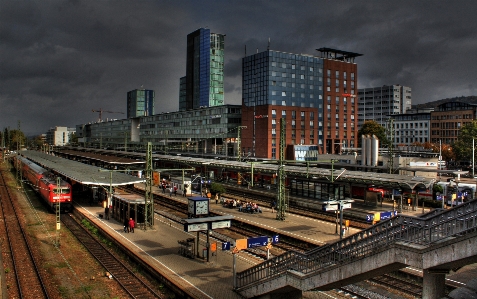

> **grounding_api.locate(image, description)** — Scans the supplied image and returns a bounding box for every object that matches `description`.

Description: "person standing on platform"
[215,193,219,204]
[123,217,129,233]
[169,188,172,197]
[174,186,177,196]
[128,218,135,233]
[271,201,276,213]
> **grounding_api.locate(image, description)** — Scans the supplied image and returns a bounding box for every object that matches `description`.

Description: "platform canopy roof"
[20,150,145,186]
[57,149,145,165]
[57,147,436,190]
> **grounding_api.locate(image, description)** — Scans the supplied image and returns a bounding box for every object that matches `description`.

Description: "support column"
[422,269,446,299]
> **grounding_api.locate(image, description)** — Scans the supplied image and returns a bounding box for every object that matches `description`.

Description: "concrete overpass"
[236,200,477,299]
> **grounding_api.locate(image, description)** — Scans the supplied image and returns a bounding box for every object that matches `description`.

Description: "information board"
[211,220,231,229]
[247,236,268,248]
[185,223,208,232]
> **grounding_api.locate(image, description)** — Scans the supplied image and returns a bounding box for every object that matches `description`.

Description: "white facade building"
[358,85,412,127]
[46,126,75,146]
[390,108,433,146]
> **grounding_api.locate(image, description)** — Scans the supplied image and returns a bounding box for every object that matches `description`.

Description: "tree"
[209,182,226,195]
[31,135,45,149]
[357,120,390,148]
[9,129,25,150]
[453,121,477,162]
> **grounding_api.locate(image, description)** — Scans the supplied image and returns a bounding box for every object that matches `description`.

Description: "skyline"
[1,1,477,135]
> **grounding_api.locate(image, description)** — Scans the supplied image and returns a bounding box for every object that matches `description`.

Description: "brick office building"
[430,101,477,144]
[241,48,362,159]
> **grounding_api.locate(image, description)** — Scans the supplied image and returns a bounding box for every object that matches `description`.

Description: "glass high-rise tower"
[182,28,225,111]
[127,89,155,118]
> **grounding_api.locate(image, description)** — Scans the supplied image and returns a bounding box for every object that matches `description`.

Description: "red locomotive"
[16,155,72,212]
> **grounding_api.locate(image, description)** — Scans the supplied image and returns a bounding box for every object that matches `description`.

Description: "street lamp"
[398,188,403,213]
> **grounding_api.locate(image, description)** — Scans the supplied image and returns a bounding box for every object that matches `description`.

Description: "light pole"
[398,188,403,213]
[439,140,442,181]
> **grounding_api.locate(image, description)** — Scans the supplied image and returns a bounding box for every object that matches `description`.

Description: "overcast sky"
[1,1,476,135]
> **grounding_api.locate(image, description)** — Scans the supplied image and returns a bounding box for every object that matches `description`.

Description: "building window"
[292,74,296,78]
[282,100,286,105]
[300,74,305,80]
[282,91,287,96]
[310,67,314,72]
[292,64,296,69]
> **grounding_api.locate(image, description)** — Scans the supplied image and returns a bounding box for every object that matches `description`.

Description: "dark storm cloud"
[1,0,476,135]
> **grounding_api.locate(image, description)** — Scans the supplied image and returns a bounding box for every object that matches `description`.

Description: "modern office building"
[77,105,242,156]
[241,48,361,159]
[127,89,155,118]
[430,101,477,144]
[357,85,412,127]
[182,28,225,111]
[390,108,433,146]
[319,48,361,154]
[46,126,75,146]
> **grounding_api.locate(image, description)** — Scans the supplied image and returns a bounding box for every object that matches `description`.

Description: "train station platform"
[71,181,445,299]
[75,201,243,299]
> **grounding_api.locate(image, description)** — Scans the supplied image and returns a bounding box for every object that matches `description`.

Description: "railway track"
[369,274,423,297]
[61,212,164,299]
[0,169,51,299]
[224,186,372,229]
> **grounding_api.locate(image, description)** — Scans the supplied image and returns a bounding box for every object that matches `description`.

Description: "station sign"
[322,204,338,211]
[270,235,280,244]
[211,220,231,229]
[340,203,352,209]
[185,223,208,232]
[366,210,398,222]
[247,236,268,248]
[222,242,231,251]
[409,161,437,167]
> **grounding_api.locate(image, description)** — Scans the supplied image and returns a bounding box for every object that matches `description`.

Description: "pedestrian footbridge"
[236,200,477,299]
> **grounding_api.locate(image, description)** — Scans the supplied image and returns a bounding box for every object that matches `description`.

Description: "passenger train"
[15,155,72,212]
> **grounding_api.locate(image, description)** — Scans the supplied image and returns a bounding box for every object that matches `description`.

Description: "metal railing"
[236,199,477,289]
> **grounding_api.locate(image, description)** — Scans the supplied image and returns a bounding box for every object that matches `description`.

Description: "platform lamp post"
[398,188,403,213]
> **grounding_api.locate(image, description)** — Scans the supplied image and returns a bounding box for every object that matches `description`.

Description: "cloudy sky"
[1,1,476,135]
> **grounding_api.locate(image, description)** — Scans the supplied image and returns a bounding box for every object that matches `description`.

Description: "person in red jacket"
[128,218,135,233]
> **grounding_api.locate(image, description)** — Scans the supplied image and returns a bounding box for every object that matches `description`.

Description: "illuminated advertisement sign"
[293,145,319,161]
